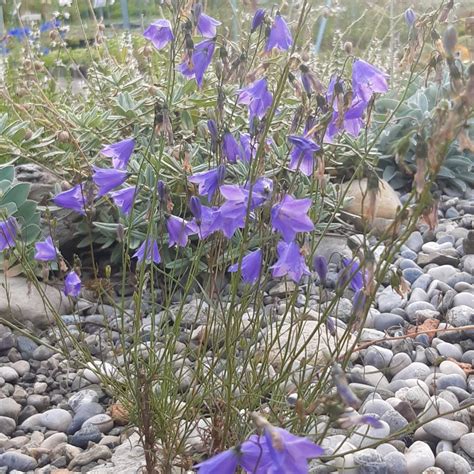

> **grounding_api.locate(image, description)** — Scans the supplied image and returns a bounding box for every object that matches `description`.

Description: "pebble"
[392,362,431,381]
[41,409,72,432]
[405,441,435,473]
[68,424,102,448]
[435,451,471,474]
[453,292,474,308]
[82,414,114,433]
[385,451,408,474]
[459,433,474,457]
[389,353,412,376]
[406,231,424,252]
[435,374,467,391]
[436,342,463,360]
[349,420,390,448]
[0,399,21,420]
[424,418,469,441]
[0,452,37,471]
[0,367,19,383]
[0,416,16,435]
[68,402,104,434]
[67,389,100,412]
[412,274,433,291]
[380,409,408,434]
[427,265,459,284]
[363,346,394,369]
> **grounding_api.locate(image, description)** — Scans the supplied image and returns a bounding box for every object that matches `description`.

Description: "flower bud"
[189,196,202,221]
[404,8,416,27]
[343,41,353,55]
[57,131,70,142]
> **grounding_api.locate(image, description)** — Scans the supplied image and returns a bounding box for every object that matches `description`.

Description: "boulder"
[0,276,72,329]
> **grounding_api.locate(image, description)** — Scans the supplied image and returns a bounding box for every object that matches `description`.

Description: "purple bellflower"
[34,236,58,261]
[238,78,273,123]
[189,198,217,240]
[251,9,266,33]
[404,8,417,27]
[189,165,225,201]
[228,249,262,284]
[143,19,174,50]
[192,2,221,38]
[338,410,384,429]
[271,241,311,283]
[109,186,136,216]
[100,138,135,170]
[325,98,367,143]
[338,257,364,292]
[265,13,293,52]
[239,133,255,163]
[352,288,367,319]
[53,184,87,215]
[166,215,196,247]
[352,59,389,102]
[264,426,324,473]
[271,195,314,242]
[64,271,81,297]
[313,255,328,284]
[92,167,128,197]
[222,132,241,163]
[0,217,18,251]
[207,119,218,152]
[245,177,274,209]
[288,135,320,176]
[133,238,161,264]
[178,38,216,89]
[332,364,361,409]
[212,185,248,238]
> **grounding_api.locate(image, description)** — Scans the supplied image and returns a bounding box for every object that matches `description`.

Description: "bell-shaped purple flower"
[271,241,310,283]
[404,8,416,26]
[178,38,216,89]
[109,186,136,215]
[271,195,314,242]
[338,257,364,292]
[245,177,274,209]
[100,138,135,170]
[0,217,18,251]
[237,78,273,122]
[166,215,196,247]
[195,449,238,474]
[92,167,128,197]
[325,98,367,143]
[288,135,320,176]
[189,165,225,201]
[265,13,293,52]
[251,9,266,33]
[196,13,221,38]
[212,186,248,238]
[222,132,240,163]
[264,426,324,472]
[64,271,81,297]
[332,364,361,409]
[34,236,58,261]
[207,119,218,151]
[143,19,174,50]
[352,59,389,102]
[352,288,367,319]
[53,184,87,215]
[313,255,328,284]
[228,249,262,284]
[190,203,217,240]
[133,238,161,264]
[189,196,202,221]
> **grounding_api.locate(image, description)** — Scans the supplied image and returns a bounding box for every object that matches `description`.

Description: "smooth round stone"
[83,368,100,384]
[400,259,421,270]
[412,275,433,291]
[459,433,474,457]
[0,452,37,471]
[381,409,408,434]
[0,398,21,420]
[453,292,474,309]
[19,413,44,430]
[436,342,463,360]
[349,420,390,448]
[410,288,429,303]
[435,374,467,391]
[68,389,100,413]
[424,419,468,441]
[389,353,412,376]
[438,235,455,245]
[446,386,470,402]
[406,232,424,252]
[439,361,466,379]
[461,350,474,364]
[0,415,16,435]
[438,391,460,410]
[377,288,405,313]
[68,402,104,434]
[447,272,474,288]
[422,242,453,253]
[385,451,408,474]
[68,423,102,448]
[40,432,68,450]
[375,443,397,456]
[405,441,435,473]
[354,448,387,473]
[404,385,431,410]
[427,266,459,284]
[352,365,390,390]
[403,268,424,284]
[82,414,113,433]
[446,305,474,328]
[393,362,431,381]
[32,345,55,361]
[406,302,437,321]
[10,361,30,377]
[420,398,454,422]
[0,367,19,383]
[436,440,453,454]
[374,313,405,331]
[363,346,394,370]
[401,249,417,260]
[454,282,473,292]
[27,394,50,411]
[435,451,471,474]
[41,409,72,432]
[362,399,393,417]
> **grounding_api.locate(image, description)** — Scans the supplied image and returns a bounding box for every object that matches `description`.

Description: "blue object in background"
[314,0,332,55]
[120,0,130,30]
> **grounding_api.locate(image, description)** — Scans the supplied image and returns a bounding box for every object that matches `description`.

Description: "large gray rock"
[435,451,471,474]
[405,441,435,473]
[0,276,72,329]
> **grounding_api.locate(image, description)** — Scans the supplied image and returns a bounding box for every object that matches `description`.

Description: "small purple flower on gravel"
[271,195,314,242]
[189,165,225,201]
[100,138,135,170]
[92,167,128,197]
[166,215,196,247]
[265,13,293,52]
[352,59,389,102]
[109,186,136,215]
[133,238,161,264]
[53,184,87,215]
[228,249,262,284]
[271,241,311,283]
[64,271,81,297]
[178,38,216,88]
[34,236,57,261]
[288,135,320,176]
[0,217,18,251]
[313,255,328,283]
[143,19,174,50]
[338,411,384,429]
[338,257,364,292]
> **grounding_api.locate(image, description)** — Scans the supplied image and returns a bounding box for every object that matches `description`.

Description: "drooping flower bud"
[404,8,416,27]
[251,9,266,33]
[313,255,328,284]
[189,196,202,221]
